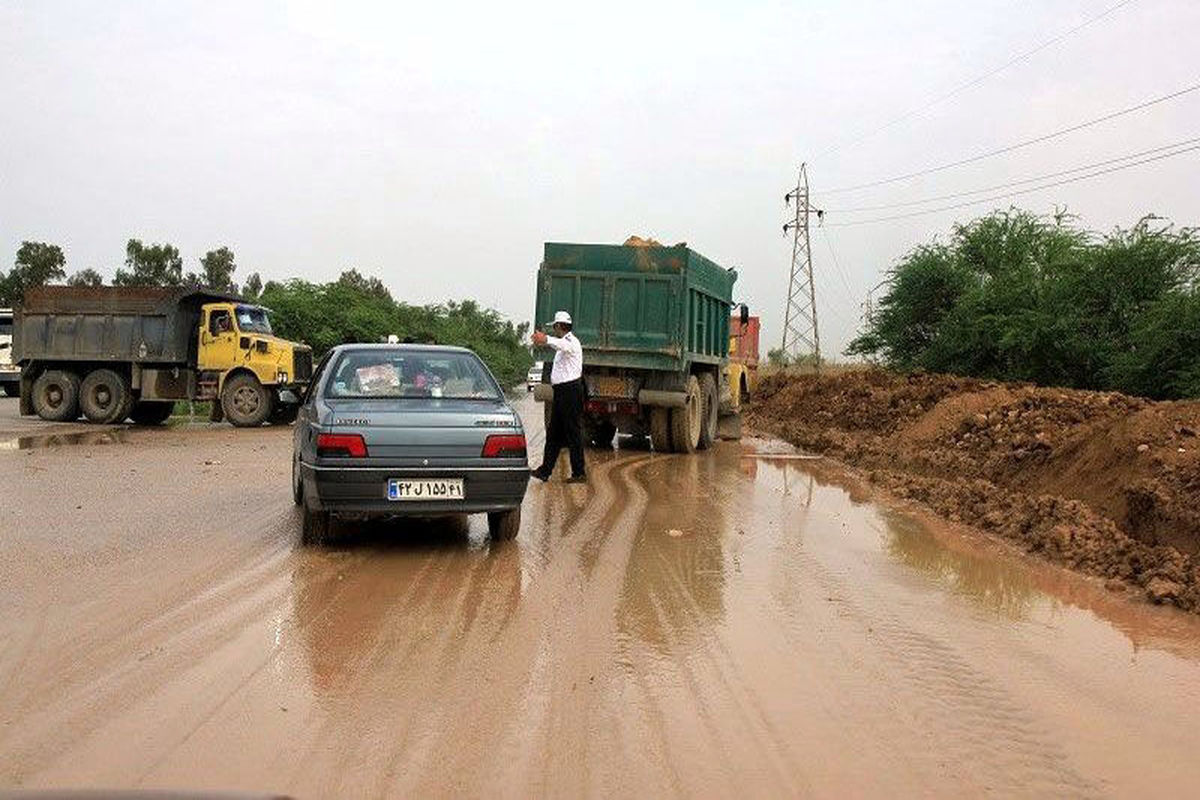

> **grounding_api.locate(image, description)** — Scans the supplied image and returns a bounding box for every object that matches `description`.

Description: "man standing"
[531,310,586,483]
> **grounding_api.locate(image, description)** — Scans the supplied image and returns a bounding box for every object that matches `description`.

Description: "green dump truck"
[533,241,748,453]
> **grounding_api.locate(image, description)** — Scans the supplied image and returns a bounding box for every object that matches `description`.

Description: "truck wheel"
[301,507,331,546]
[79,369,132,424]
[129,401,175,425]
[697,372,719,450]
[222,373,273,427]
[32,370,81,421]
[669,375,702,454]
[488,507,521,541]
[649,408,672,453]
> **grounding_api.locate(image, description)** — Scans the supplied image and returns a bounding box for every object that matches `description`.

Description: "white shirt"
[546,331,583,384]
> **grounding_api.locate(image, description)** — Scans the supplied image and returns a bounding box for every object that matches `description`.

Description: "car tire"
[129,401,175,425]
[649,407,672,453]
[222,373,273,427]
[32,370,81,421]
[291,453,304,506]
[301,507,330,546]
[488,506,521,541]
[80,369,133,424]
[697,372,718,450]
[669,375,702,454]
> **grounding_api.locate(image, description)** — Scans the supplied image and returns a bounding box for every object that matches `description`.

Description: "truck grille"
[294,349,313,381]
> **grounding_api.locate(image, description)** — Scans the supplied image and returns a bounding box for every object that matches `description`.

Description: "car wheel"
[291,453,304,505]
[222,373,273,427]
[301,507,330,545]
[488,507,521,541]
[32,370,81,421]
[80,369,133,424]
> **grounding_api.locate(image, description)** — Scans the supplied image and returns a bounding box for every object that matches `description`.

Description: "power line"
[817,0,1137,158]
[819,226,859,303]
[821,81,1200,195]
[824,143,1200,227]
[823,136,1200,213]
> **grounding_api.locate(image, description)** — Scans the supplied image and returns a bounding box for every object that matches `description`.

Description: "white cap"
[549,310,572,326]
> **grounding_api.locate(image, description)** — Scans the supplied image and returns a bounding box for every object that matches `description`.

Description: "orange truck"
[723,314,759,415]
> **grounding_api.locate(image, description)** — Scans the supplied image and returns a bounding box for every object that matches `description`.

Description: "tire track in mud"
[607,454,812,796]
[748,471,1101,797]
[371,453,655,797]
[0,508,313,782]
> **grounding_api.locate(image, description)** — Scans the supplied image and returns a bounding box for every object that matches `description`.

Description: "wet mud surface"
[2,395,1200,797]
[749,370,1200,611]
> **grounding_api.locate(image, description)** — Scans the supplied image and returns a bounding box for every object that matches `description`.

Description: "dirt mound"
[749,369,1200,612]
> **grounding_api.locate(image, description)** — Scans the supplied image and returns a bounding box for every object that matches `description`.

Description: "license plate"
[387,478,465,501]
[589,376,627,398]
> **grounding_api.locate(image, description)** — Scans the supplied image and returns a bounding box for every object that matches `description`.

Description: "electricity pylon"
[782,163,823,368]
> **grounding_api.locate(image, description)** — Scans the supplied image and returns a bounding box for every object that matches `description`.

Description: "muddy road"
[3,394,1200,797]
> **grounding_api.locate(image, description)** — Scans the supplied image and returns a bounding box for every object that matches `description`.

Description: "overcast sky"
[3,0,1198,356]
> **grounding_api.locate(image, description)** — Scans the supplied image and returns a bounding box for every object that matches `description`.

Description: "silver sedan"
[291,344,530,545]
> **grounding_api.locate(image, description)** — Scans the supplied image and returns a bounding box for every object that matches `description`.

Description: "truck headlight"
[276,370,289,384]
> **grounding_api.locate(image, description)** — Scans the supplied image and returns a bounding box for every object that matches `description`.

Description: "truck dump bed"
[535,242,736,372]
[15,286,245,367]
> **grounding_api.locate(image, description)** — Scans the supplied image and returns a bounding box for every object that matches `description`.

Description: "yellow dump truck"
[14,286,312,426]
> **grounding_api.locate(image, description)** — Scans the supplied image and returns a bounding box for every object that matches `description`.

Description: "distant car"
[527,360,544,391]
[292,344,530,545]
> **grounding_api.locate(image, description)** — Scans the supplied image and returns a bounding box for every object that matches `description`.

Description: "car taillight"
[482,434,526,458]
[317,433,368,458]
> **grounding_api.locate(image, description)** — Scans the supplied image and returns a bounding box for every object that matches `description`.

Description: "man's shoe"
[566,474,587,484]
[531,468,550,482]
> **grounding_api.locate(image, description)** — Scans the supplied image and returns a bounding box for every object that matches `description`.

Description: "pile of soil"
[747,369,1200,612]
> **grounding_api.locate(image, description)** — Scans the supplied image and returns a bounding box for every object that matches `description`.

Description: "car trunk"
[321,398,518,461]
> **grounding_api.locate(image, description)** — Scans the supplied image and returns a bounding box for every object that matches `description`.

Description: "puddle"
[0,429,130,450]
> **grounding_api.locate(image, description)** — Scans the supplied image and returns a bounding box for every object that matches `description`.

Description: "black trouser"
[541,378,585,477]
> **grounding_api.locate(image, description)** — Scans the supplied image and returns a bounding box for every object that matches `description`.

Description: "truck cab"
[196,301,314,425]
[0,308,17,396]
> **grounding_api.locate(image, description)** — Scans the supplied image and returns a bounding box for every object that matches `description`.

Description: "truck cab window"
[210,310,232,336]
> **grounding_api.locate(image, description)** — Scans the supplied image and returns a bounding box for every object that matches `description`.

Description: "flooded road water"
[2,395,1199,797]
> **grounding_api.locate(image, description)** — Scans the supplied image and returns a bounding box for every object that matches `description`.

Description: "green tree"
[66,268,104,287]
[113,239,184,287]
[242,272,263,299]
[1,241,67,305]
[848,208,1200,399]
[259,273,532,387]
[193,246,237,293]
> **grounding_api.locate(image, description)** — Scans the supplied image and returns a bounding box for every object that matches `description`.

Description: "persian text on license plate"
[387,478,465,501]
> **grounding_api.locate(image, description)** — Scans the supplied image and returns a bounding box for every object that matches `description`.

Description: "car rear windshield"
[325,349,501,400]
